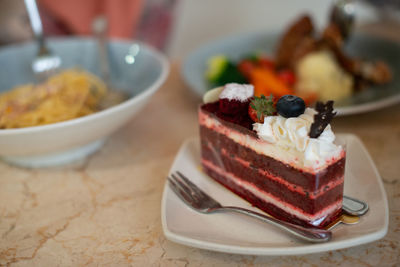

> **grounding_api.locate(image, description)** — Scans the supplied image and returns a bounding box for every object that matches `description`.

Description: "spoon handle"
[343,195,369,216]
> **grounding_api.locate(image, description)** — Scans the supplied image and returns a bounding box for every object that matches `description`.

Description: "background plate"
[181,32,400,116]
[161,134,389,255]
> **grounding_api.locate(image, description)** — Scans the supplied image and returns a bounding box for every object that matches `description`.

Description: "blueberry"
[276,95,306,118]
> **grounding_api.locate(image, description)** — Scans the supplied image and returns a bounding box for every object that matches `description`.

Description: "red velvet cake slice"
[199,83,345,228]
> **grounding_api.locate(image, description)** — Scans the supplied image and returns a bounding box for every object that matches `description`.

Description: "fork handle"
[218,206,332,243]
[92,16,111,86]
[24,0,47,52]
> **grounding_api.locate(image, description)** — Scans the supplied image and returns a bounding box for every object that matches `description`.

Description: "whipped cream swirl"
[253,108,343,169]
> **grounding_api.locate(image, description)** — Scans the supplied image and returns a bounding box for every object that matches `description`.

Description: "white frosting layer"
[253,108,343,169]
[219,83,254,102]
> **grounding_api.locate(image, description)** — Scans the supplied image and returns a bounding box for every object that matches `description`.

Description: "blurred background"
[0,0,177,50]
[0,0,399,60]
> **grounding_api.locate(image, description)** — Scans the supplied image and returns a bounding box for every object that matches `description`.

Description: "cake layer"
[200,123,346,192]
[202,161,342,228]
[201,140,344,214]
[202,140,343,214]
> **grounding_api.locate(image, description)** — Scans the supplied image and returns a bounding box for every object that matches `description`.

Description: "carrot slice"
[250,68,293,98]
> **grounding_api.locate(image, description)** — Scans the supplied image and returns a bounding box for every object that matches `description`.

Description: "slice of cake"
[199,83,345,228]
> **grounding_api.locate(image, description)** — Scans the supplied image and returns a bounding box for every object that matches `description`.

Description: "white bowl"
[0,38,169,167]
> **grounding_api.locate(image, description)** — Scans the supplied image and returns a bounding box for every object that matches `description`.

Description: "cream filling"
[202,159,342,224]
[199,111,344,173]
[219,148,344,199]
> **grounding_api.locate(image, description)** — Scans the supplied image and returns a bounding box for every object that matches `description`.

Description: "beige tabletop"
[0,63,399,266]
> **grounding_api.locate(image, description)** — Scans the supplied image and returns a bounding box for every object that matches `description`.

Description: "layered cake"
[199,83,345,228]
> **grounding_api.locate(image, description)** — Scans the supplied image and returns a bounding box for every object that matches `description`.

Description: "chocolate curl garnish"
[309,101,336,138]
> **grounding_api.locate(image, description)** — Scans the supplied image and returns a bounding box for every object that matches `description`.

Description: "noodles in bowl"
[0,38,169,167]
[0,69,126,129]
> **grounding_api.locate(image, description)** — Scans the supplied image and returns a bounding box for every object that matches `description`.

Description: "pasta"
[0,69,108,129]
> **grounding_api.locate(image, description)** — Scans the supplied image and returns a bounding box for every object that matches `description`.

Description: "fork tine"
[167,177,194,205]
[171,173,204,202]
[176,171,210,200]
[171,173,193,193]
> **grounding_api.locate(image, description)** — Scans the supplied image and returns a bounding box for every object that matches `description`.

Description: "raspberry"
[219,98,250,115]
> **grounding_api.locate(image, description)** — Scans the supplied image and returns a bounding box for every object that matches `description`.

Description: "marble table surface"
[0,63,399,266]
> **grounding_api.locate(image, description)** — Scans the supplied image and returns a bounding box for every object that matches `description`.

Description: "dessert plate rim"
[161,134,389,255]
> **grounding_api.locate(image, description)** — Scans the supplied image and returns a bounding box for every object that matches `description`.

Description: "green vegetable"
[205,55,246,87]
[205,55,228,82]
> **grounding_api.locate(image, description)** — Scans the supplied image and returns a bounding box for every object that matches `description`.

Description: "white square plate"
[161,134,389,255]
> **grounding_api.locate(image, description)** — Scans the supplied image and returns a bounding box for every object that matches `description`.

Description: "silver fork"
[24,0,61,78]
[168,171,332,243]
